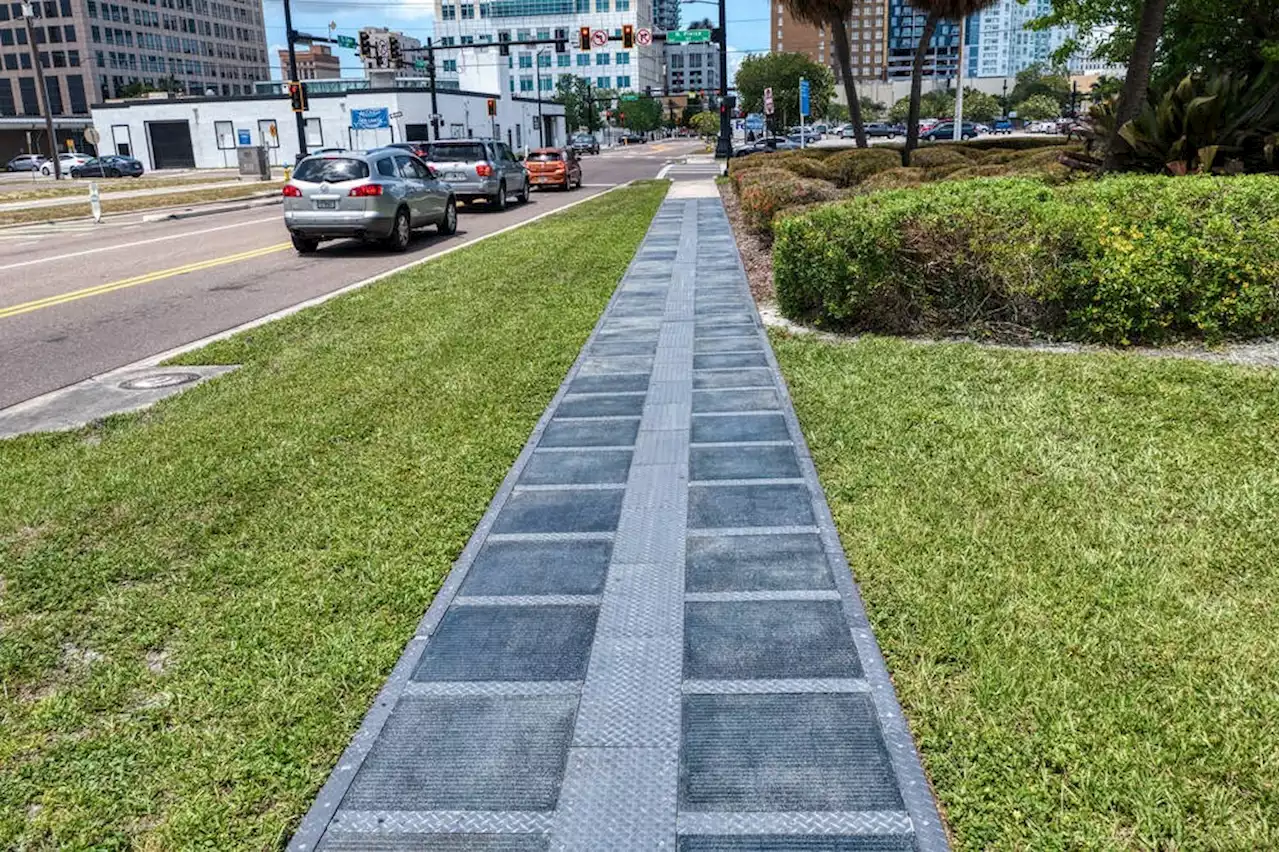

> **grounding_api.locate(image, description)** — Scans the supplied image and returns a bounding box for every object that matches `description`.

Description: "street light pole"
[535,49,546,147]
[20,3,60,179]
[280,0,307,160]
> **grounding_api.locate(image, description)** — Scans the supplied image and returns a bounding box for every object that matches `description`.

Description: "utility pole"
[280,0,307,160]
[714,0,731,158]
[952,17,965,141]
[427,37,440,141]
[21,3,60,179]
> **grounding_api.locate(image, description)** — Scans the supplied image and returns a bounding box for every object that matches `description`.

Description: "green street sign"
[668,28,711,44]
[621,92,639,101]
[335,34,356,49]
[414,58,427,71]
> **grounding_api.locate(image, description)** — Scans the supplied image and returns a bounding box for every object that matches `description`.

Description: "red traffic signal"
[486,98,497,117]
[287,80,307,112]
[622,23,634,48]
[579,26,591,51]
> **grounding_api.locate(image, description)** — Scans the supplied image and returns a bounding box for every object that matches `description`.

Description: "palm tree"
[783,0,868,147]
[902,0,1000,163]
[1101,0,1168,171]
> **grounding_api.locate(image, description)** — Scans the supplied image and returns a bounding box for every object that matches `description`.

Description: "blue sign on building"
[799,79,810,118]
[351,108,390,129]
[237,129,251,145]
[745,113,765,132]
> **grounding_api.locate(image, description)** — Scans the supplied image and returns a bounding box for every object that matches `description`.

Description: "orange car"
[525,147,582,191]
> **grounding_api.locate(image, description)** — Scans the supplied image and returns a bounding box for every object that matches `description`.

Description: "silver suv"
[422,139,529,210]
[283,149,457,253]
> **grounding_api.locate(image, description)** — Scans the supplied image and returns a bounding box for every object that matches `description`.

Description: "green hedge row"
[774,175,1278,345]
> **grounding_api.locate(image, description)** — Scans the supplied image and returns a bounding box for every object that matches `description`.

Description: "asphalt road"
[0,141,701,410]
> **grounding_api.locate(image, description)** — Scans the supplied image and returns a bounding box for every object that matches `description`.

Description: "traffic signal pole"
[281,0,307,160]
[426,37,441,142]
[715,0,732,159]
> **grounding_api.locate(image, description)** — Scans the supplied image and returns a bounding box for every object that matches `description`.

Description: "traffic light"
[486,98,497,117]
[644,85,652,98]
[578,26,591,51]
[358,31,371,59]
[388,36,402,68]
[287,80,307,112]
[554,27,567,53]
[621,23,634,48]
[498,30,511,57]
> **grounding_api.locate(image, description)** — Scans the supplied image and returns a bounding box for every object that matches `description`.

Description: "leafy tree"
[735,52,836,129]
[686,17,715,30]
[619,96,663,132]
[690,111,720,138]
[889,87,999,122]
[553,75,601,133]
[681,95,705,127]
[859,96,887,121]
[782,0,869,146]
[1014,93,1061,120]
[1009,63,1072,109]
[961,89,1001,121]
[903,0,1001,161]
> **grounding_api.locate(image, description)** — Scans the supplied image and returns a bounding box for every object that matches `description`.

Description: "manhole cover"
[119,372,201,391]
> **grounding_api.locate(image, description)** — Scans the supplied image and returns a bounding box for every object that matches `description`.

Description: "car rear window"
[426,143,487,162]
[293,158,370,182]
[527,152,563,162]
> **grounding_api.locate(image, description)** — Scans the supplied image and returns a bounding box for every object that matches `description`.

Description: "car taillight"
[348,184,383,197]
[282,185,302,197]
[476,163,493,177]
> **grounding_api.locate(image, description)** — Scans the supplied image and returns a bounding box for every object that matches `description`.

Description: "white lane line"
[0,215,280,272]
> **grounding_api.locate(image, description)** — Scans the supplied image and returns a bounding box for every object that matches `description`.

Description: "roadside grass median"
[0,174,246,204]
[0,183,283,226]
[0,180,668,848]
[772,331,1278,850]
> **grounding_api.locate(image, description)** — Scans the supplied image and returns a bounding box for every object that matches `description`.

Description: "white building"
[662,39,719,96]
[88,81,565,170]
[965,0,1073,78]
[430,0,661,95]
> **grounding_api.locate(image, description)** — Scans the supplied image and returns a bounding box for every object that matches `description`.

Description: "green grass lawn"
[0,181,668,849]
[772,332,1278,850]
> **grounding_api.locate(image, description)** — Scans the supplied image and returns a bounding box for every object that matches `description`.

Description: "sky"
[263,0,772,82]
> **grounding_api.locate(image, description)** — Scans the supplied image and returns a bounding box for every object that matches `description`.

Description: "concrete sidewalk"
[290,184,948,851]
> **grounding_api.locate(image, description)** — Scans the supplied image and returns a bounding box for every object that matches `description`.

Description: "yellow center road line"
[0,242,291,320]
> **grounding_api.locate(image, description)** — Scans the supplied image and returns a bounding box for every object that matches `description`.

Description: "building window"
[518,54,531,67]
[615,75,629,89]
[596,75,608,88]
[615,51,628,64]
[595,53,608,65]
[537,52,550,67]
[539,76,551,91]
[519,76,532,91]
[576,53,589,66]
[441,4,455,19]
[442,59,457,71]
[616,0,628,8]
[595,0,607,10]
[557,54,569,67]
[460,3,474,18]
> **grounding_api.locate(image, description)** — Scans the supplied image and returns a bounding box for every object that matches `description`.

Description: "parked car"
[786,128,822,145]
[420,139,528,210]
[991,119,1014,134]
[6,153,46,171]
[862,122,903,138]
[619,132,646,145]
[732,136,798,157]
[1027,120,1060,134]
[570,133,600,155]
[40,152,93,176]
[70,155,145,177]
[920,121,981,141]
[282,149,457,253]
[525,147,582,191]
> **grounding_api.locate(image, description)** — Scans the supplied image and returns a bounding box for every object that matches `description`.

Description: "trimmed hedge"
[774,175,1279,345]
[908,148,971,168]
[921,135,1070,151]
[738,170,841,237]
[779,157,837,181]
[826,148,902,187]
[860,167,927,191]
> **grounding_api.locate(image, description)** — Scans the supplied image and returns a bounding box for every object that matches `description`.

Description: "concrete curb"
[140,194,281,222]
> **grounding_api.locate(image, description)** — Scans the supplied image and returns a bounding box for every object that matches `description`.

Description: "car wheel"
[291,233,319,254]
[518,179,530,204]
[108,168,120,177]
[492,181,508,210]
[437,197,457,235]
[386,207,411,251]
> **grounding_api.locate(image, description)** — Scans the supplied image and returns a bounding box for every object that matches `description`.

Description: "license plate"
[446,172,466,181]
[315,199,337,209]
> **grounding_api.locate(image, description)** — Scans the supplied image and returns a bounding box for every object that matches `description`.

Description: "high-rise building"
[278,44,341,81]
[430,0,661,95]
[885,0,962,79]
[770,0,888,82]
[0,0,271,127]
[652,0,679,33]
[663,38,718,97]
[964,0,1072,78]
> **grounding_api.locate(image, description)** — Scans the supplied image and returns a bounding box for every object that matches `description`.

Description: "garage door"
[148,121,195,169]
